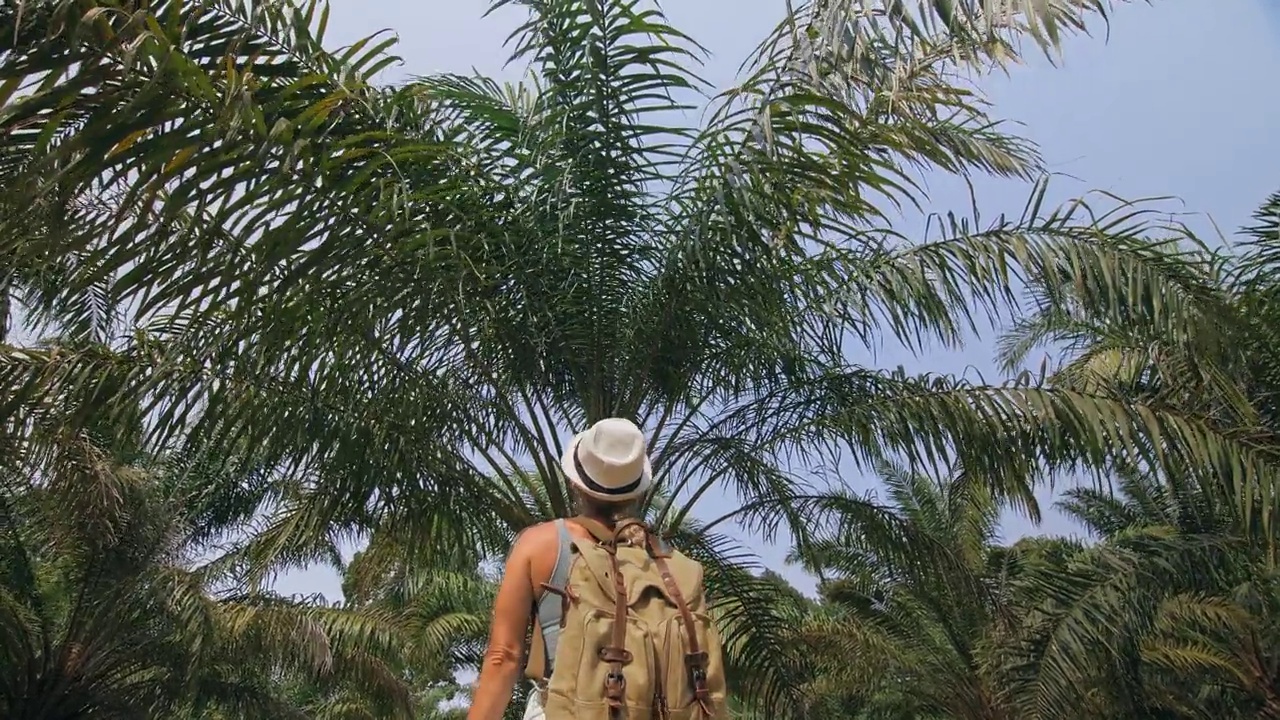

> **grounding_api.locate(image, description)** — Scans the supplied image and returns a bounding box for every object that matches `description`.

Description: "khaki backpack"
[527,516,728,720]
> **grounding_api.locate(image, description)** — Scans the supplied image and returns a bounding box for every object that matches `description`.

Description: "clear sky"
[277,0,1280,600]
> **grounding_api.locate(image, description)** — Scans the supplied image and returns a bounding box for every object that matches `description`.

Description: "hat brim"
[560,431,653,502]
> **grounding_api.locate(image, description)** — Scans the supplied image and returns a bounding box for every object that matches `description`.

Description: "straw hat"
[560,418,653,502]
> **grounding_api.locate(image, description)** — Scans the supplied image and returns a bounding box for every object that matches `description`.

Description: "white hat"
[560,418,653,502]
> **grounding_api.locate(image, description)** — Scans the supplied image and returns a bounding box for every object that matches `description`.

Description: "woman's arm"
[468,531,537,720]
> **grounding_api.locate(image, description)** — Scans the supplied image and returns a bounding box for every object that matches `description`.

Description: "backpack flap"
[641,551,704,610]
[571,542,639,604]
[574,543,703,608]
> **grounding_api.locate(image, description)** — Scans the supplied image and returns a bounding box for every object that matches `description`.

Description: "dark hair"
[573,488,646,545]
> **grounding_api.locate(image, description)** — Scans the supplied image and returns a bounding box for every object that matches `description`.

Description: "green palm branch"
[0,457,421,719]
[998,189,1280,541]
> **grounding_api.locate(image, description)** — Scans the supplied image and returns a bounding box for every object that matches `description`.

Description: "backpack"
[526,516,728,720]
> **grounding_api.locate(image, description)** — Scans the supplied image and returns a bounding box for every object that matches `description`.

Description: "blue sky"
[277,0,1280,600]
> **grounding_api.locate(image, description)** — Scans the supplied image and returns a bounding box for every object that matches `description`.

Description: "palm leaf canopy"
[0,385,428,720]
[2,0,1248,527]
[784,462,1023,719]
[999,190,1280,546]
[988,186,1280,716]
[980,468,1280,720]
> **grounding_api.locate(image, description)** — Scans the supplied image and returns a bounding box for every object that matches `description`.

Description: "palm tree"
[987,471,1280,720]
[780,465,1262,720]
[0,455,421,720]
[340,545,507,719]
[6,0,1263,711]
[984,183,1280,717]
[782,462,1029,719]
[0,344,425,719]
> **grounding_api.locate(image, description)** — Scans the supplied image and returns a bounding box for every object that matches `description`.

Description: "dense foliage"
[2,0,1277,717]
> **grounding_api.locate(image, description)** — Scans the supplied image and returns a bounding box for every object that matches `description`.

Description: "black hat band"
[573,444,644,496]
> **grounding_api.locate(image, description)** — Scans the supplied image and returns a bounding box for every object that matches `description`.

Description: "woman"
[467,417,654,720]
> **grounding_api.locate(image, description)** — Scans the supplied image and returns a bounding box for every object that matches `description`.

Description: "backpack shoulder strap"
[647,535,714,715]
[646,531,674,558]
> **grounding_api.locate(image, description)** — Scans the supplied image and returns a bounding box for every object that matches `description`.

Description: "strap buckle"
[686,652,710,690]
[604,670,627,701]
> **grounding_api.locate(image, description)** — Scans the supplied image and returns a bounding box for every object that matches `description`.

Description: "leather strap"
[601,544,631,715]
[650,544,713,715]
[575,516,656,716]
[647,532,672,558]
[616,518,647,538]
[646,532,677,720]
[540,582,574,626]
[575,515,648,546]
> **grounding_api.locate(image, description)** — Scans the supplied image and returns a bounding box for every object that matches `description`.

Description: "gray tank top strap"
[548,519,573,590]
[534,519,575,677]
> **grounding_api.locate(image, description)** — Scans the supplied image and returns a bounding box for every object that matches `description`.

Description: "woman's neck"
[579,511,616,527]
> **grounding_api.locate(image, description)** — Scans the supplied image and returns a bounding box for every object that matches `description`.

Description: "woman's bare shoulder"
[511,520,561,554]
[512,518,594,560]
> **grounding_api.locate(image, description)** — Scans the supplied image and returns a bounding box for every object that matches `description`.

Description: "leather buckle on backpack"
[604,670,627,702]
[598,646,633,663]
[686,652,710,691]
[685,653,714,713]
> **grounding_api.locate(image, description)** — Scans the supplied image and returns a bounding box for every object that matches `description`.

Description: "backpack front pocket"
[546,607,657,719]
[658,611,727,718]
